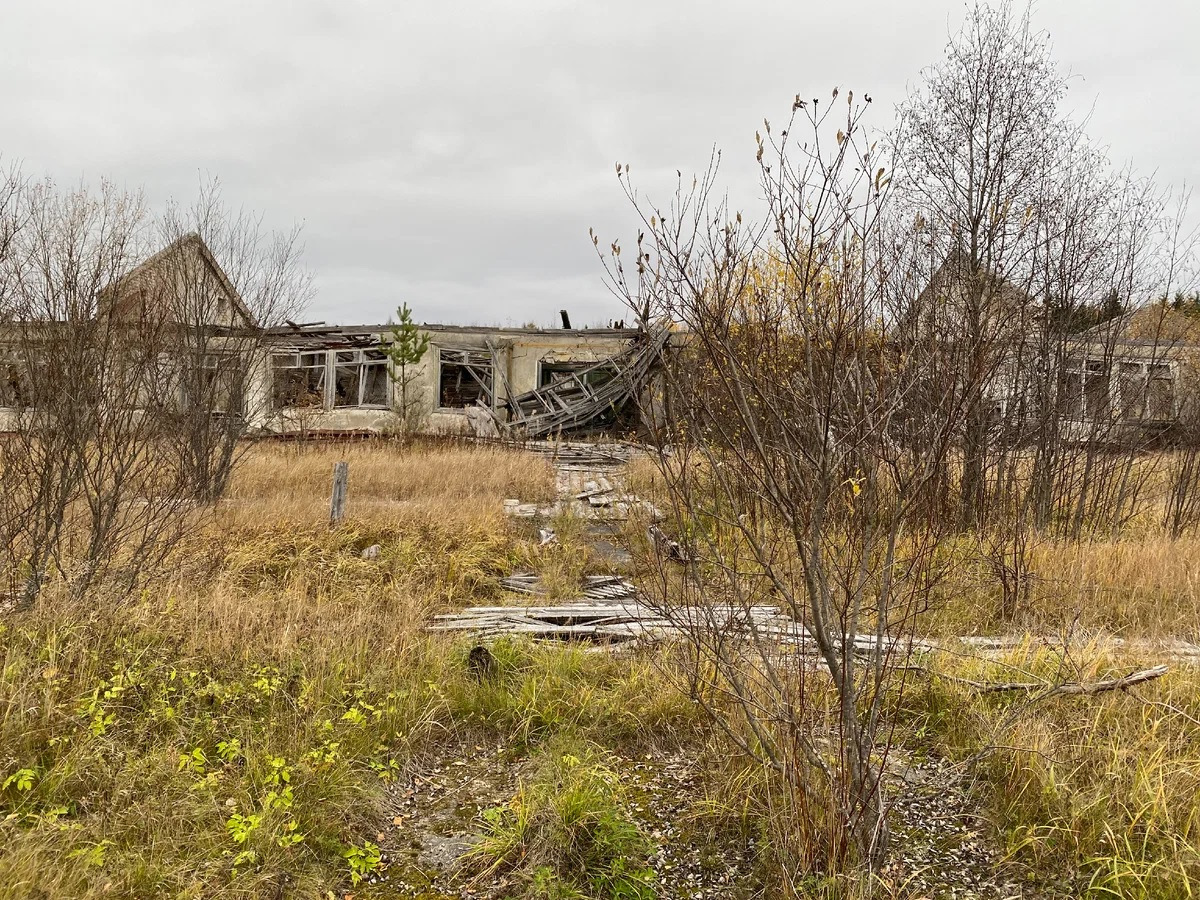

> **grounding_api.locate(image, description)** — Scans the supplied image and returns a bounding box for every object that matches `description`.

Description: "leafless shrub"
[145,179,311,500]
[0,175,309,608]
[600,95,972,871]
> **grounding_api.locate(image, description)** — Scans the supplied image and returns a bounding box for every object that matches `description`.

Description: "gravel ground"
[881,756,1043,899]
[356,739,1051,900]
[353,452,1043,899]
[361,741,760,899]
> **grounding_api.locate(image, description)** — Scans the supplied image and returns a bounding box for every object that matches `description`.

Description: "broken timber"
[499,573,638,601]
[934,664,1170,696]
[430,603,796,644]
[432,598,938,654]
[501,325,670,438]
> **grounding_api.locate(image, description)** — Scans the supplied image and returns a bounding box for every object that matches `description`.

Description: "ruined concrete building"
[0,235,665,439]
[10,232,1193,446]
[913,251,1200,446]
[263,321,664,438]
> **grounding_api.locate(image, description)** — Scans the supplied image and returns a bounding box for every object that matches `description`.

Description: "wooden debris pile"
[503,447,663,521]
[502,326,669,438]
[433,591,937,654]
[502,480,662,521]
[431,602,795,644]
[526,442,637,471]
[498,573,638,602]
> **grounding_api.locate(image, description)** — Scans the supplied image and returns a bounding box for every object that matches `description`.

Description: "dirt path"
[372,443,1059,898]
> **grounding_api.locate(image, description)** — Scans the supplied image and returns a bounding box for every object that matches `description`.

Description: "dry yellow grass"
[0,439,695,897]
[168,439,560,659]
[923,534,1200,639]
[7,438,1200,897]
[222,438,556,527]
[1027,536,1200,636]
[625,450,1200,639]
[908,644,1200,896]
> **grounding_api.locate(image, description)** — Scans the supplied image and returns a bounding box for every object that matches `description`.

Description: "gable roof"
[1077,304,1200,349]
[102,233,255,327]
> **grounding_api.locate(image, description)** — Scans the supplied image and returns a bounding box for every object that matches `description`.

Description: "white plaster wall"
[234,327,640,436]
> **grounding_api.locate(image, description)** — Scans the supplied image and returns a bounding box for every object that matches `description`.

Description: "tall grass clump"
[902,649,1200,898]
[470,736,656,899]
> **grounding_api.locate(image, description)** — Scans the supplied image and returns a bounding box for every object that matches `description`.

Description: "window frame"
[332,348,391,409]
[272,350,329,410]
[272,348,393,412]
[437,347,494,411]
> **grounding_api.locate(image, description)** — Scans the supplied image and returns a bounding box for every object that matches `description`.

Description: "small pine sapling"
[383,303,431,434]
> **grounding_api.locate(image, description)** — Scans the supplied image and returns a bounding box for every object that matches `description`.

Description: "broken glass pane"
[360,356,389,406]
[333,359,362,408]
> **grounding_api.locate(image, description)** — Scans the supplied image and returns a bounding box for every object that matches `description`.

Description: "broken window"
[0,351,30,408]
[538,360,617,389]
[138,351,180,410]
[333,349,390,408]
[273,351,327,408]
[1117,361,1145,421]
[195,354,243,415]
[1084,359,1110,421]
[1147,363,1175,420]
[1059,368,1083,420]
[438,348,493,408]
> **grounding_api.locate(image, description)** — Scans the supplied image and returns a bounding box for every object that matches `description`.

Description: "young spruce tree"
[384,303,430,434]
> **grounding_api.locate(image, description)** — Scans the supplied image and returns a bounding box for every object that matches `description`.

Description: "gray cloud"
[3,0,1197,324]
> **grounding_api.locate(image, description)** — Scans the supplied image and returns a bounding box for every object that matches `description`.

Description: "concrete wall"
[252,326,640,436]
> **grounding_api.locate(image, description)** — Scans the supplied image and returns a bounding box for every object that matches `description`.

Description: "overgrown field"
[2,441,1199,898]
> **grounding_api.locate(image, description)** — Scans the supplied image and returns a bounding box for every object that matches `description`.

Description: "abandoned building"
[914,251,1200,445]
[261,321,664,438]
[0,234,666,439]
[3,233,1197,443]
[1057,306,1199,439]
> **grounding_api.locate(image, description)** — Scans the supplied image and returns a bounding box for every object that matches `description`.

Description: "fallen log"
[937,664,1169,696]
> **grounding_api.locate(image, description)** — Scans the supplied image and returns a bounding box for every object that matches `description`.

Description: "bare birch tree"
[146,179,311,501]
[600,94,973,873]
[0,178,188,607]
[895,0,1071,531]
[0,176,310,608]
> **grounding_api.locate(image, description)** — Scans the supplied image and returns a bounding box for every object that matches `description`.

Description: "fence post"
[330,461,349,525]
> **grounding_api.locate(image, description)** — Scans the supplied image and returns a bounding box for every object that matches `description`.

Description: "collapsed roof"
[501,323,669,438]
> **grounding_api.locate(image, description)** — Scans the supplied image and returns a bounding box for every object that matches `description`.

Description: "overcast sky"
[3,1,1197,327]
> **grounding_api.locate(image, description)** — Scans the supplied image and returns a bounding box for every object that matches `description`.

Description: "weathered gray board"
[432,600,937,654]
[499,574,637,601]
[501,326,669,438]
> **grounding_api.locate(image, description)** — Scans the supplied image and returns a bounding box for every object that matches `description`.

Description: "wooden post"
[330,461,349,525]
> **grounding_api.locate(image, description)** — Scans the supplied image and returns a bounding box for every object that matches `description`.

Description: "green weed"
[470,736,656,899]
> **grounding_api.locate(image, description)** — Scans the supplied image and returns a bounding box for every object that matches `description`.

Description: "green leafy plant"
[216,738,242,764]
[178,747,208,775]
[343,840,382,885]
[226,812,262,845]
[277,820,305,848]
[67,840,112,869]
[2,767,37,793]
